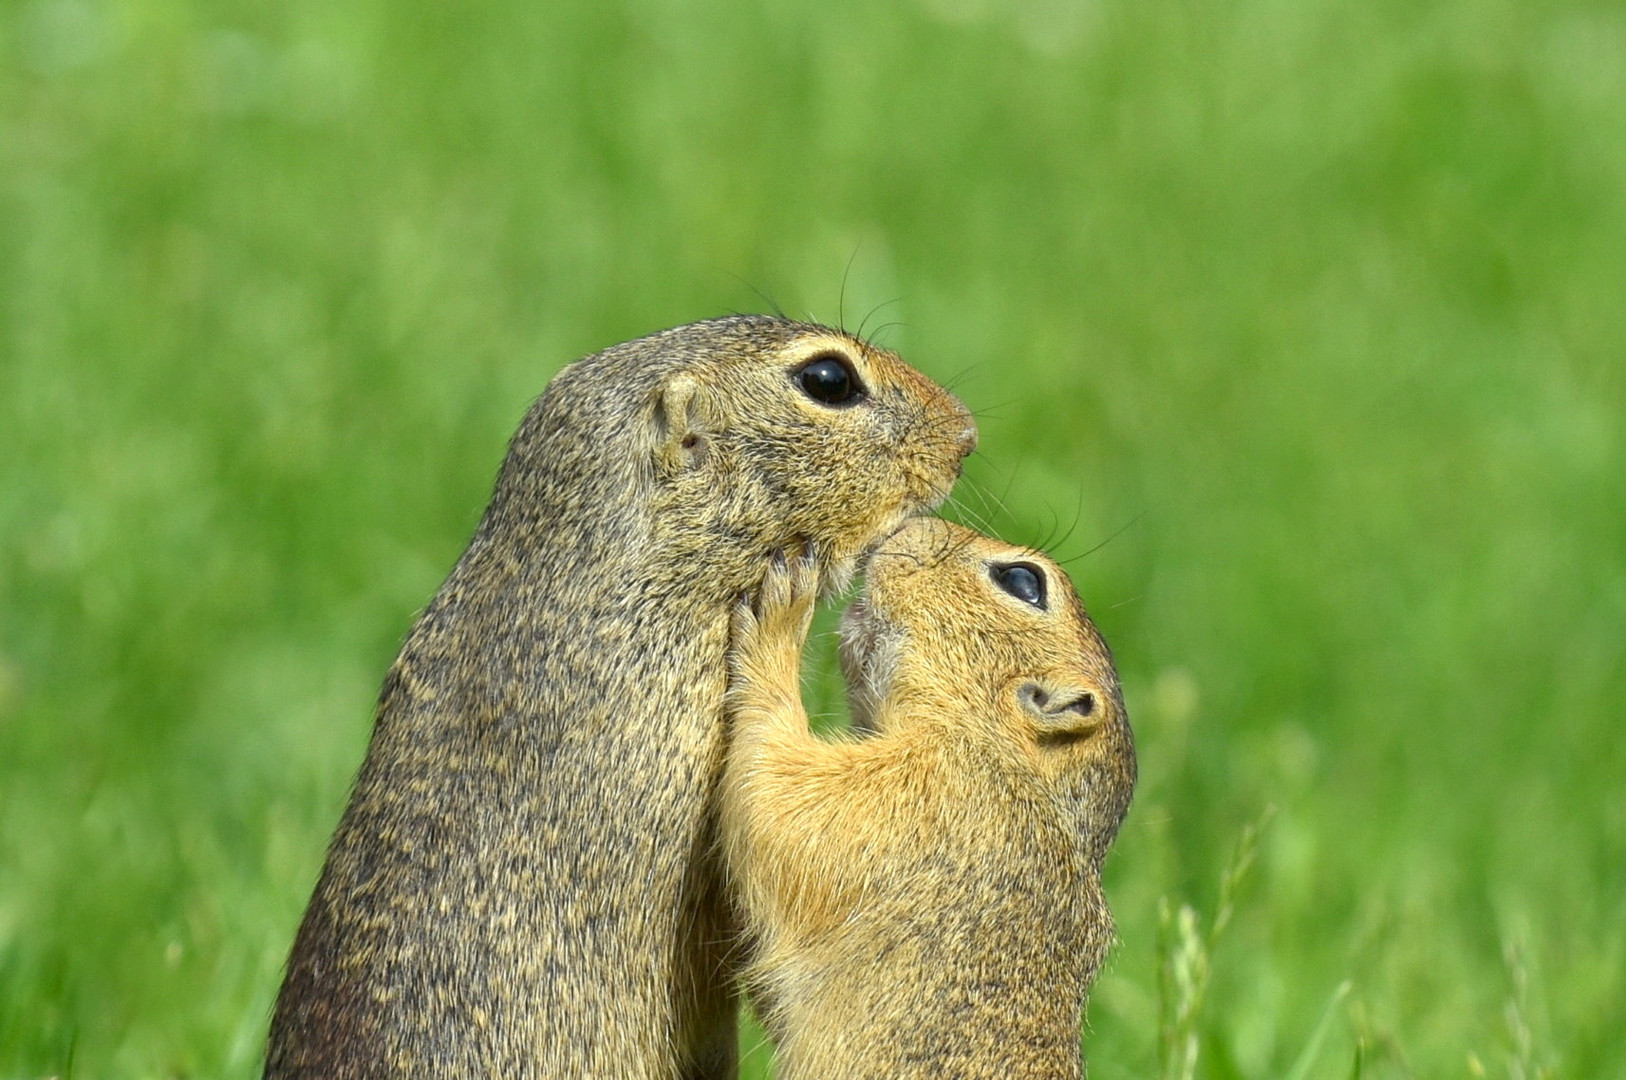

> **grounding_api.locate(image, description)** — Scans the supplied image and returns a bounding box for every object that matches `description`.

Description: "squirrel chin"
[819,551,859,600]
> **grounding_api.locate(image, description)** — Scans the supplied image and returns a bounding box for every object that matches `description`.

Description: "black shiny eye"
[991,562,1047,609]
[795,355,865,407]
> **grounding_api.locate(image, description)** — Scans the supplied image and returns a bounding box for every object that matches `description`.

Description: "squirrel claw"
[745,546,821,647]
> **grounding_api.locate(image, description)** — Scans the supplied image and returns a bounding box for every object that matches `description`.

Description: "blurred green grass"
[2,0,1622,1075]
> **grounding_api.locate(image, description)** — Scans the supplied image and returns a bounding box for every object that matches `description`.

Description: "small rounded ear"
[651,373,721,475]
[1018,681,1102,749]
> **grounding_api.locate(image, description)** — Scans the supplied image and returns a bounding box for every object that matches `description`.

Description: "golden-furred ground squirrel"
[264,317,976,1079]
[723,518,1137,1079]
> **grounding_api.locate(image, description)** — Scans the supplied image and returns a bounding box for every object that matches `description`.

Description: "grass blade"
[1283,980,1353,1080]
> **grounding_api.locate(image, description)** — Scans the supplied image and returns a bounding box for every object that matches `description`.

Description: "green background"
[2,0,1621,1075]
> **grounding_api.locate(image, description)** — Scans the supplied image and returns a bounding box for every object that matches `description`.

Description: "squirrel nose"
[953,413,978,460]
[957,421,978,458]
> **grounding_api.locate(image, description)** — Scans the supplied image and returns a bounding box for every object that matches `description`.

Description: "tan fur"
[722,519,1137,1079]
[264,317,975,1080]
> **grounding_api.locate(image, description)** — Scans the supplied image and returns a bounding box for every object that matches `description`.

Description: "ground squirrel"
[722,518,1136,1079]
[264,317,976,1079]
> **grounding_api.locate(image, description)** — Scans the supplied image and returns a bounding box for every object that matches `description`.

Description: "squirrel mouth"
[906,473,957,518]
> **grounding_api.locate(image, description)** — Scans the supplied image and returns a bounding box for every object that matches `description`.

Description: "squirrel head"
[641,320,977,593]
[839,517,1137,857]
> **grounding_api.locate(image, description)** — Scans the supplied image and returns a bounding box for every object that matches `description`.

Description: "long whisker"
[838,243,863,334]
[724,275,787,319]
[1054,512,1146,568]
[865,320,909,349]
[857,299,905,344]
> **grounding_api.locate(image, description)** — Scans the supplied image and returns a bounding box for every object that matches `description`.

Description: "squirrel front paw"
[730,545,820,686]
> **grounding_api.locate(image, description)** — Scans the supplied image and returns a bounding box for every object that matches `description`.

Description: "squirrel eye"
[991,562,1047,609]
[795,355,865,407]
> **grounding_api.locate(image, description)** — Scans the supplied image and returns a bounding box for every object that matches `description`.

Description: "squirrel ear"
[651,373,718,474]
[1018,681,1102,748]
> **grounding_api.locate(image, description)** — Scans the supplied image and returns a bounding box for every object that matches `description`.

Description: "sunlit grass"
[2,0,1622,1076]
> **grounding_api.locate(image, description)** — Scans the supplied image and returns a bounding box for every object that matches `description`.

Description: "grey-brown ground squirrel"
[264,317,976,1079]
[722,518,1137,1079]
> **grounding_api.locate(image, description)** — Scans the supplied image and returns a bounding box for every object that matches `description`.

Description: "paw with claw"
[730,546,820,704]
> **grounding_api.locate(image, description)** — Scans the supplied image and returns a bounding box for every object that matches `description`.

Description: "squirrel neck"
[382,459,761,743]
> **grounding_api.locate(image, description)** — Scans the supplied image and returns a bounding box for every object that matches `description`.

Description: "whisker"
[838,243,863,334]
[724,274,787,319]
[939,362,983,396]
[866,319,909,349]
[1055,512,1146,568]
[857,299,905,344]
